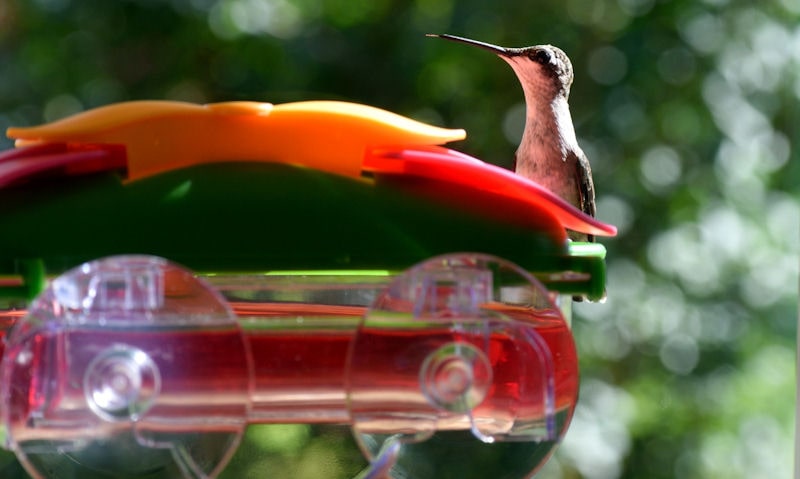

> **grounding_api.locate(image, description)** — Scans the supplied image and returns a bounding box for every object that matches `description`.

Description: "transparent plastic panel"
[204,271,393,425]
[1,254,577,479]
[0,256,251,479]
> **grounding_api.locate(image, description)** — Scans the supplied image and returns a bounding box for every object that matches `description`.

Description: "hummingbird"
[428,34,596,241]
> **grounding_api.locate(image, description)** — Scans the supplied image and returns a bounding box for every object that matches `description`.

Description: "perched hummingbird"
[428,34,596,241]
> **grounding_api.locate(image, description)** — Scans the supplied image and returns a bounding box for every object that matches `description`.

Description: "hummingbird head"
[428,34,574,99]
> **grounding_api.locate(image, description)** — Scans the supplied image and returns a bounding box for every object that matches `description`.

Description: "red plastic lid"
[0,142,125,188]
[364,146,617,238]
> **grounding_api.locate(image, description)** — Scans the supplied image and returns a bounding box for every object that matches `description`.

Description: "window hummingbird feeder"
[0,99,616,479]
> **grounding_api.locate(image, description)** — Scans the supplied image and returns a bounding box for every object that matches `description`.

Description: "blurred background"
[0,0,797,478]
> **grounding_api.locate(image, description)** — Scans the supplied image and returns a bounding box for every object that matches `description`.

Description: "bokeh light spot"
[659,334,699,375]
[588,46,628,85]
[617,0,655,16]
[43,94,83,122]
[640,145,682,193]
[501,101,525,145]
[208,0,304,39]
[657,47,697,84]
[595,195,634,236]
[679,12,726,55]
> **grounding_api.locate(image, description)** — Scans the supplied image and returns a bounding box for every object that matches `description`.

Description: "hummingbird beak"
[426,34,520,58]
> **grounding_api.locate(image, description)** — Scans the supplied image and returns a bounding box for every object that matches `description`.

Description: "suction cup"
[1,256,252,479]
[347,253,579,479]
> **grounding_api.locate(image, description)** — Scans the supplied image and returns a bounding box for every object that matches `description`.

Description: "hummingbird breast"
[513,96,589,214]
[515,139,582,208]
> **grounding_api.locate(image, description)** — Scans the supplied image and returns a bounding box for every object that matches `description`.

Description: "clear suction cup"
[347,253,578,479]
[0,256,252,479]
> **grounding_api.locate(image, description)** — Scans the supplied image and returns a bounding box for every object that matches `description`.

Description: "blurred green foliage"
[0,0,797,478]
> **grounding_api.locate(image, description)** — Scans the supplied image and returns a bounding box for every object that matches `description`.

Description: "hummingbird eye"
[529,49,552,65]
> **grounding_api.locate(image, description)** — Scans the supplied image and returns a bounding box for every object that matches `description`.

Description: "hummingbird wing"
[568,148,596,242]
[573,148,596,218]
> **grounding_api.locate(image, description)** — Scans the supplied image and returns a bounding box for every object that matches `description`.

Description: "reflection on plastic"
[354,438,402,479]
[83,344,161,422]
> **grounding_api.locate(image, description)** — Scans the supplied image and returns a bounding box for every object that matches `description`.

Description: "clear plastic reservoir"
[0,254,578,479]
